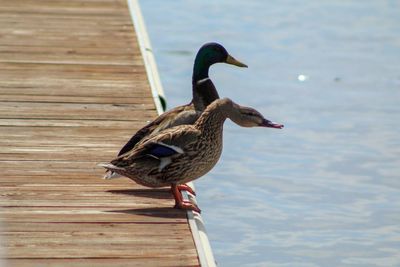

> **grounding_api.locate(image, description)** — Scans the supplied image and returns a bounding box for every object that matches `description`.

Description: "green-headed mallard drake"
[104,42,247,179]
[99,98,283,212]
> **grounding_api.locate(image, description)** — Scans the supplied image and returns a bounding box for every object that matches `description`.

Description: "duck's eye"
[214,47,223,53]
[243,111,255,116]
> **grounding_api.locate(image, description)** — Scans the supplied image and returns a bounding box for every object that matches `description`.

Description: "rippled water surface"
[140,1,400,266]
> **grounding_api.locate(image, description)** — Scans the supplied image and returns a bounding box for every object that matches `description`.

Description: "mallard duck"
[104,42,247,179]
[99,98,283,212]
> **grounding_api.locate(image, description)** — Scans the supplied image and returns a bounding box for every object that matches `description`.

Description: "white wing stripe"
[157,142,184,154]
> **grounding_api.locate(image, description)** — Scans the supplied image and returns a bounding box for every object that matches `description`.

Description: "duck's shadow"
[106,207,187,219]
[107,188,171,200]
[105,188,186,218]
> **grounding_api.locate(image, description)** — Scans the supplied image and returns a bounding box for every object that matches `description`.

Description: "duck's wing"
[117,104,198,156]
[111,126,201,171]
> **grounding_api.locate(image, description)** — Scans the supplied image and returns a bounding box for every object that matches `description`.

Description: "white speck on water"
[297,74,309,82]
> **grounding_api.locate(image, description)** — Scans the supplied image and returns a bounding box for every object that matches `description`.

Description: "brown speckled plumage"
[101,98,283,188]
[107,104,225,188]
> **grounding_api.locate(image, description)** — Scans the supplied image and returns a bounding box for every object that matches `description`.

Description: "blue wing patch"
[148,144,179,158]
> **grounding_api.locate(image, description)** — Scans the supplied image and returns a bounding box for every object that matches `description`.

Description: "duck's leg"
[171,184,201,213]
[177,184,196,196]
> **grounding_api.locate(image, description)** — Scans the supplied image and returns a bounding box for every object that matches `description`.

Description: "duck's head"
[193,43,247,80]
[218,98,284,129]
[197,42,248,67]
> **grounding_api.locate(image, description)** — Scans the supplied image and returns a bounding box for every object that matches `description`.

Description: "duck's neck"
[192,56,210,84]
[191,58,219,111]
[192,79,219,111]
[194,101,228,132]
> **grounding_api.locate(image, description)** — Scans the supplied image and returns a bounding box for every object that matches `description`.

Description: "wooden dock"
[0,0,200,266]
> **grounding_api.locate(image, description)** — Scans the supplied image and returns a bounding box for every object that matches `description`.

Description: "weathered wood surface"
[0,0,199,266]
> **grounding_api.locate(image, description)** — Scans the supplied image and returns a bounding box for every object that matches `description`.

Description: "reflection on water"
[140,1,400,266]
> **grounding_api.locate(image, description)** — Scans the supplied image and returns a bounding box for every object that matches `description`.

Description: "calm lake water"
[140,1,400,266]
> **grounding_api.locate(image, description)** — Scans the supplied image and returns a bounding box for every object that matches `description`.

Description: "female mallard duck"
[100,98,283,212]
[105,43,247,179]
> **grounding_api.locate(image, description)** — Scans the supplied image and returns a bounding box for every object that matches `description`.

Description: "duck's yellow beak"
[226,54,248,68]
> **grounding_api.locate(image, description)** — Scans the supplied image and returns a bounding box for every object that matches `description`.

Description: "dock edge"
[126,1,217,266]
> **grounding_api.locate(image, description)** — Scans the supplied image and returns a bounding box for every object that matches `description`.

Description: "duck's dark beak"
[226,54,248,68]
[260,119,284,129]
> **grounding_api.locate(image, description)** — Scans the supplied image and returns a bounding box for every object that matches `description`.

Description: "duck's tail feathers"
[103,170,123,180]
[97,163,124,180]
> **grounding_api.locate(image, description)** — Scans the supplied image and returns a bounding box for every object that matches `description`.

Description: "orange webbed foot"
[171,184,200,213]
[174,200,201,213]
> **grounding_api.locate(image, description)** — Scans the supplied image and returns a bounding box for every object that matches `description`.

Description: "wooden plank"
[3,222,191,233]
[0,208,188,224]
[5,248,198,260]
[7,259,200,267]
[0,148,118,161]
[0,126,143,136]
[0,68,150,81]
[0,102,155,120]
[0,160,115,172]
[0,83,153,98]
[0,188,176,207]
[0,119,149,127]
[0,95,154,104]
